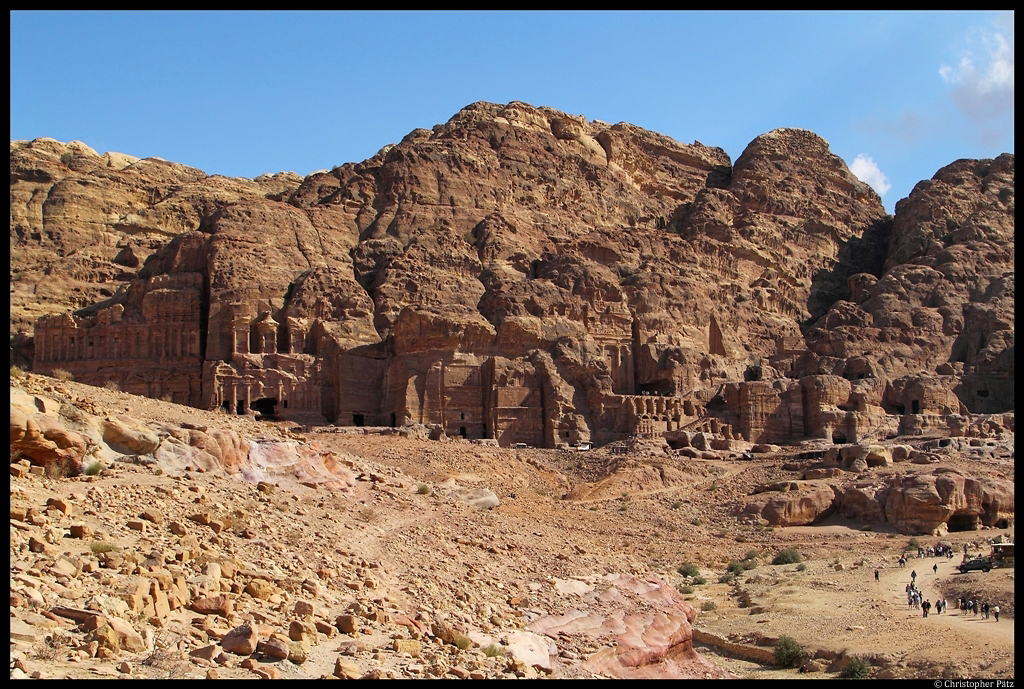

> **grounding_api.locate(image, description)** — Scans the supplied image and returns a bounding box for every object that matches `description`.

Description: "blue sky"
[10,11,1014,213]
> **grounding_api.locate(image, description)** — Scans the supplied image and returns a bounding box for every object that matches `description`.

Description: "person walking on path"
[933,563,938,574]
[993,605,1000,622]
[911,570,917,583]
[874,569,879,582]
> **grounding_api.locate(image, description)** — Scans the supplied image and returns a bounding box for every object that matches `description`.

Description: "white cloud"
[939,13,1014,145]
[849,154,891,197]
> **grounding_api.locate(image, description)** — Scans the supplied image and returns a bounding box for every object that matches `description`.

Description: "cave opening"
[251,398,278,420]
[353,414,365,427]
[946,512,980,532]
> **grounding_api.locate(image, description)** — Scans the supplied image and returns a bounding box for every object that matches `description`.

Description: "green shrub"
[52,369,74,381]
[690,518,701,526]
[744,550,759,561]
[907,537,920,551]
[742,558,757,571]
[678,585,694,594]
[727,561,745,575]
[796,563,807,572]
[701,601,716,611]
[83,460,103,476]
[10,365,26,378]
[104,380,120,391]
[677,563,700,578]
[718,573,735,584]
[417,483,431,495]
[771,548,802,565]
[839,657,870,679]
[481,643,506,658]
[453,634,472,651]
[671,500,683,510]
[691,576,707,585]
[773,635,804,667]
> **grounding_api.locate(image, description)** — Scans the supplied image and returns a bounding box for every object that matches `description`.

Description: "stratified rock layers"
[14,102,1013,447]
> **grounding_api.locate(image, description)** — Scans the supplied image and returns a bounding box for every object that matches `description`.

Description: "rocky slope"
[14,101,1011,452]
[8,372,1015,680]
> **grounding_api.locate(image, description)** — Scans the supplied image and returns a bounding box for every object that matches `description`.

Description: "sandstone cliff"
[12,102,1014,448]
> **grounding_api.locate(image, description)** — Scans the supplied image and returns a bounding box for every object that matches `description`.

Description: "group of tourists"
[905,582,946,616]
[895,562,1003,623]
[959,598,1001,621]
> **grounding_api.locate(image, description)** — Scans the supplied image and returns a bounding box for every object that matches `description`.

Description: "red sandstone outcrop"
[11,102,1013,452]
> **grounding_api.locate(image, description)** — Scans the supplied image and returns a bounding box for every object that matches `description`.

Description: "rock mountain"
[10,101,1014,450]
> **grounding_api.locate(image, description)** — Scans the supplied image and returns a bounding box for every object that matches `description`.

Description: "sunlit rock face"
[14,104,1012,449]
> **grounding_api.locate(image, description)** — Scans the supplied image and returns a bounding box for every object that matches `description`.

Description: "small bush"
[83,460,103,476]
[10,365,26,378]
[701,601,717,611]
[727,561,746,575]
[104,380,120,391]
[52,368,74,381]
[453,634,472,651]
[839,657,871,679]
[796,563,807,572]
[718,573,735,584]
[43,456,76,479]
[771,548,802,565]
[677,563,700,578]
[417,483,431,495]
[744,550,760,561]
[742,558,757,571]
[482,643,506,658]
[691,576,707,585]
[160,394,173,402]
[907,537,921,550]
[617,504,628,512]
[690,518,701,526]
[671,500,683,510]
[678,585,694,594]
[90,541,119,554]
[773,635,804,667]
[860,524,873,531]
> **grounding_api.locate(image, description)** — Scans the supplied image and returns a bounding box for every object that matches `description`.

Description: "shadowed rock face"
[12,102,1013,450]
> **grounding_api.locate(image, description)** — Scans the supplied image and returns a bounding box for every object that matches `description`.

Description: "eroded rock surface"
[12,104,1013,457]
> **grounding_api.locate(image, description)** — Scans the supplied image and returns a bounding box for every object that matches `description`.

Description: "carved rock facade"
[17,102,1013,448]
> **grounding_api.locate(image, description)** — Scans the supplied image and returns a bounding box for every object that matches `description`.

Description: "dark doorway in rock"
[833,433,847,444]
[391,412,397,427]
[353,414,365,427]
[947,511,979,532]
[911,400,920,414]
[236,400,246,415]
[222,399,231,413]
[251,398,277,420]
[459,426,467,439]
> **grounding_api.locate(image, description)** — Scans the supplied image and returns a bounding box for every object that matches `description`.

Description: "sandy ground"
[9,375,1015,679]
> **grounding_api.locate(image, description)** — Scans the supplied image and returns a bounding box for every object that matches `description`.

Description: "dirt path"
[877,558,1014,647]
